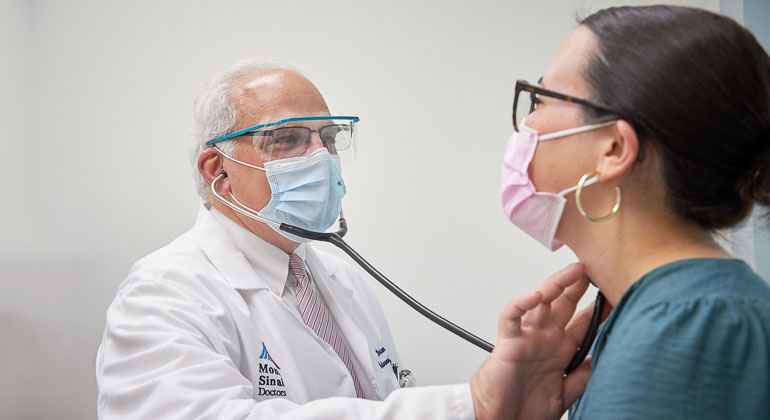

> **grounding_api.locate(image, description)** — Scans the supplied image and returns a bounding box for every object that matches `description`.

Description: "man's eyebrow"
[538,76,544,87]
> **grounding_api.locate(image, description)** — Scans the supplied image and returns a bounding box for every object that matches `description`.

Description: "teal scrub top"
[569,258,770,419]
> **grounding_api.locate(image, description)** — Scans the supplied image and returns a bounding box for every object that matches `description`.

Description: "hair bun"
[749,134,770,206]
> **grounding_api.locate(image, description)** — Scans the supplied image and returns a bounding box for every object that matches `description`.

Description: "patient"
[499,5,770,419]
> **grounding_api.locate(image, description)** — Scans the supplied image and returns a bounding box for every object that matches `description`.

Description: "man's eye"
[320,125,347,145]
[274,135,299,145]
[321,134,337,145]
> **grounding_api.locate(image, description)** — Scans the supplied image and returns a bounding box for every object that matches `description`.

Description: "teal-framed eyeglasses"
[207,116,359,160]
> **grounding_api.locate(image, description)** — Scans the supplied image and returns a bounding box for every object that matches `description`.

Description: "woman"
[500,5,770,419]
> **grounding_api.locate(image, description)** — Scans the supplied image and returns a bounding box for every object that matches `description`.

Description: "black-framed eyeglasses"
[512,79,622,132]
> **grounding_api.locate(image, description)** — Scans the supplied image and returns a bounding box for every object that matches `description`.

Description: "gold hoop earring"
[575,172,622,222]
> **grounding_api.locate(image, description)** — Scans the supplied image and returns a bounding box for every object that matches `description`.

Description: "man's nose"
[309,130,326,151]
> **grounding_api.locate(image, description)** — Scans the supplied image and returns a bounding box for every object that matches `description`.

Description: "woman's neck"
[569,211,729,307]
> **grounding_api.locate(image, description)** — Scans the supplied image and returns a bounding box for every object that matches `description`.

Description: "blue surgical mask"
[215,147,346,243]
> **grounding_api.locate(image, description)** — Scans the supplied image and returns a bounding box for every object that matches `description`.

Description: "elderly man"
[96,58,592,420]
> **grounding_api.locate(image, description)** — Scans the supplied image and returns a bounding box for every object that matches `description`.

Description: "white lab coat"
[96,206,473,419]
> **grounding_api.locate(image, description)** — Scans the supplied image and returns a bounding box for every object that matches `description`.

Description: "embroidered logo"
[257,342,287,397]
[374,343,392,370]
[259,342,281,369]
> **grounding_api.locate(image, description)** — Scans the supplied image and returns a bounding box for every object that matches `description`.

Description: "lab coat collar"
[194,205,265,291]
[209,207,310,294]
[195,205,338,292]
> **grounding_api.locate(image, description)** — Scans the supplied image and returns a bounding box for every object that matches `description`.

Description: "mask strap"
[538,120,617,141]
[209,172,280,228]
[559,174,598,197]
[213,147,267,171]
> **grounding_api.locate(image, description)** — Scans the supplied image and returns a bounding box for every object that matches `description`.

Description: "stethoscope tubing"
[280,223,605,374]
[280,223,496,352]
[564,290,605,374]
[211,172,492,349]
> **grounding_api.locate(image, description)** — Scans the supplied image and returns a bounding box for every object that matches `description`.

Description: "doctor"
[96,57,593,420]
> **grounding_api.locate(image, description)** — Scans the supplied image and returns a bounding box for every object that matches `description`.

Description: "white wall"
[0,0,722,419]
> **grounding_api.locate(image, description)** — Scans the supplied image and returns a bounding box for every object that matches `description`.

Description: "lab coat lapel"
[304,247,388,398]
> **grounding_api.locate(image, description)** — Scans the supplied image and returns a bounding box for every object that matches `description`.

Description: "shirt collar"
[209,207,306,294]
[589,258,749,363]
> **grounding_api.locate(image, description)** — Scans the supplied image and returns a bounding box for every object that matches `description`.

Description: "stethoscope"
[211,171,605,374]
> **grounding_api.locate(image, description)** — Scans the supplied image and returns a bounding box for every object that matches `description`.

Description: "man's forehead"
[231,68,313,98]
[230,69,330,128]
[244,71,284,90]
[230,70,289,103]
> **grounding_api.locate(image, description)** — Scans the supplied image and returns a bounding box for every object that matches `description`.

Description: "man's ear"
[596,120,639,183]
[198,148,230,195]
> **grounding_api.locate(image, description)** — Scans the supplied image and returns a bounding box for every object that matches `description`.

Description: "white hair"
[189,57,301,203]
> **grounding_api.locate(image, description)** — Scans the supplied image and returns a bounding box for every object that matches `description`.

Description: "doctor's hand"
[470,263,593,420]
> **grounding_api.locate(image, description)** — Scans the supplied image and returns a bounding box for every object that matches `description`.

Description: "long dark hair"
[580,5,770,229]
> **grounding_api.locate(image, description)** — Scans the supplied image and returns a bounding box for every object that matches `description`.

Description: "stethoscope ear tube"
[279,223,495,352]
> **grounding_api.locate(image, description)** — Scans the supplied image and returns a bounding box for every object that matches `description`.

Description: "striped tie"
[288,254,365,398]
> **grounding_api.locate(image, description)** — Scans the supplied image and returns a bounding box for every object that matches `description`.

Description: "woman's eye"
[533,95,543,108]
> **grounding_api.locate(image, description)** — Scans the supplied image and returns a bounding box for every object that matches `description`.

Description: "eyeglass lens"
[252,124,353,159]
[514,87,540,130]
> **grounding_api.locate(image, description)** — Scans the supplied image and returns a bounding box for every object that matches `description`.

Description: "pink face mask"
[500,120,614,251]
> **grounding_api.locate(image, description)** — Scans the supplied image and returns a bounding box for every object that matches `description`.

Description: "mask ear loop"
[575,172,622,222]
[208,147,281,228]
[212,146,271,219]
[209,172,281,228]
[213,146,267,171]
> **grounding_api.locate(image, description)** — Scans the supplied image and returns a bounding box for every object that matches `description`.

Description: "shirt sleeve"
[572,298,770,420]
[96,279,474,420]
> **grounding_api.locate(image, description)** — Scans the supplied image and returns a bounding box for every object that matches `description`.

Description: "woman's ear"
[596,120,639,182]
[198,148,230,195]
